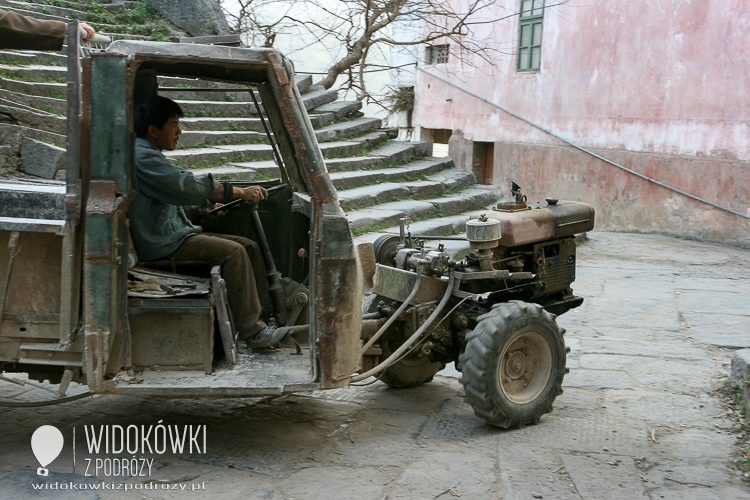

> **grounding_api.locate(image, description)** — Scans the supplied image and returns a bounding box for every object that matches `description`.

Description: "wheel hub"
[498,330,553,404]
[505,351,527,380]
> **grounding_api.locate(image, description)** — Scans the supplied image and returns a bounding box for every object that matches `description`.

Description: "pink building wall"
[412,0,750,246]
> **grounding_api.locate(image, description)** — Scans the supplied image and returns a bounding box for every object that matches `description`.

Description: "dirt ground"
[1,231,749,500]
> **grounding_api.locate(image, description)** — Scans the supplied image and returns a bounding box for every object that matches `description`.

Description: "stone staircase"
[0,0,500,246]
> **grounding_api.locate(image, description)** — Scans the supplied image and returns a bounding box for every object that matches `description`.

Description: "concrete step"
[0,103,66,134]
[183,165,258,182]
[312,100,361,119]
[0,77,65,98]
[314,117,381,142]
[329,157,454,190]
[357,131,391,149]
[324,155,387,172]
[160,88,254,102]
[369,141,431,163]
[0,50,66,67]
[337,183,412,212]
[7,1,85,20]
[229,160,279,179]
[336,174,487,214]
[0,64,66,83]
[0,180,65,219]
[175,90,339,117]
[176,130,267,149]
[318,140,367,158]
[0,87,65,115]
[158,76,248,89]
[296,74,313,94]
[0,123,65,153]
[177,100,260,118]
[302,89,338,111]
[345,189,499,233]
[0,5,70,24]
[317,131,390,158]
[428,167,477,191]
[428,187,501,215]
[0,6,159,41]
[354,215,473,243]
[180,117,262,132]
[164,144,272,169]
[323,142,431,172]
[181,114,339,132]
[308,112,336,128]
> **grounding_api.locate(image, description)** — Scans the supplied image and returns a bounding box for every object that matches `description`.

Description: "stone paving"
[1,231,749,499]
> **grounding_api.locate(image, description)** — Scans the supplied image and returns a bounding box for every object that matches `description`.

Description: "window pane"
[531,47,541,69]
[519,48,529,70]
[520,24,530,46]
[532,23,543,45]
[532,0,544,16]
[522,0,532,17]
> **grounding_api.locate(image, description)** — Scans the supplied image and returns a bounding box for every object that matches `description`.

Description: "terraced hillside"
[0,0,500,244]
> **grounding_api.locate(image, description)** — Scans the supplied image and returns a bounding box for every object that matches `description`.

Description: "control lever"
[248,202,289,327]
[207,184,286,215]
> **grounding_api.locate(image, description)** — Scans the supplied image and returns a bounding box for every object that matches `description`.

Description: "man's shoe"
[247,326,292,350]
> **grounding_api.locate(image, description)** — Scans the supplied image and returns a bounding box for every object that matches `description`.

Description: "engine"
[455,183,595,311]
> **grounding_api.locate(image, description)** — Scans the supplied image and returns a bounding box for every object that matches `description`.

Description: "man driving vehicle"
[129,95,291,349]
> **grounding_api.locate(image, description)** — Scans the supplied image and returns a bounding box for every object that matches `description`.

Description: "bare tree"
[221,1,566,107]
[221,0,293,47]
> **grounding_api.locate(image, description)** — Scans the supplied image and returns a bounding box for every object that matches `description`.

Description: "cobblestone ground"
[1,232,749,500]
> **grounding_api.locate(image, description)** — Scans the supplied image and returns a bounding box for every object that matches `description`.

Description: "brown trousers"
[169,233,272,339]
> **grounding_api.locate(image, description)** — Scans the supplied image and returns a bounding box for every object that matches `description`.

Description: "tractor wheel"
[379,338,445,389]
[459,300,567,428]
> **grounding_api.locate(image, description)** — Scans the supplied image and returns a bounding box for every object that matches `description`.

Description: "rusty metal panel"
[0,231,61,340]
[18,341,83,367]
[372,265,449,304]
[314,215,362,388]
[128,298,214,372]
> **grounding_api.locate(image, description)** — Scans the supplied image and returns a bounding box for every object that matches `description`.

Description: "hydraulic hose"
[360,268,422,356]
[0,391,93,407]
[351,271,455,382]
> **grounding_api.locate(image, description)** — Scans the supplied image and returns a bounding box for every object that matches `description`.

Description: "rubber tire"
[379,339,446,389]
[459,300,566,428]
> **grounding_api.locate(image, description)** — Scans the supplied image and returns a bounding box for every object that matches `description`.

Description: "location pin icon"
[31,425,64,476]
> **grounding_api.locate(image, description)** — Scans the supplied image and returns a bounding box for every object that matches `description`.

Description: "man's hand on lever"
[234,186,268,204]
[208,184,268,205]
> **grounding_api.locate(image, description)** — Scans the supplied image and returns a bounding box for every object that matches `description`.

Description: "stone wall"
[447,135,750,248]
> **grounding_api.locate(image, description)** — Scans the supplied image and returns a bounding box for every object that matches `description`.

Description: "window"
[426,44,450,65]
[518,0,544,71]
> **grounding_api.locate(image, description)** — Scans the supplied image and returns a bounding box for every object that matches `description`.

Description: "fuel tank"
[469,198,595,247]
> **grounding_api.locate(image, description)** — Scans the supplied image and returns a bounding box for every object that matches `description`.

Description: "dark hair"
[134,96,184,138]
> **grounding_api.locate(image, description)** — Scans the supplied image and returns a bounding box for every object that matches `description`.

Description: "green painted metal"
[89,54,131,192]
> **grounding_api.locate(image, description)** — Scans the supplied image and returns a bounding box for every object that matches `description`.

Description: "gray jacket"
[128,137,218,261]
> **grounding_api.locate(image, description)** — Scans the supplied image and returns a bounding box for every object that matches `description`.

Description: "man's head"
[134,96,184,151]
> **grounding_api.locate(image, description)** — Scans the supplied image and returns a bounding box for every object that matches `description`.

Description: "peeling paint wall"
[412,0,750,245]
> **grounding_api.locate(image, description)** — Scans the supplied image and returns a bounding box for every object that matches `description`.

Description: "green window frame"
[518,0,544,71]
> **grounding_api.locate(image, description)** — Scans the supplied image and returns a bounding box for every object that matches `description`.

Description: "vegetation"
[14,0,175,40]
[386,86,415,113]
